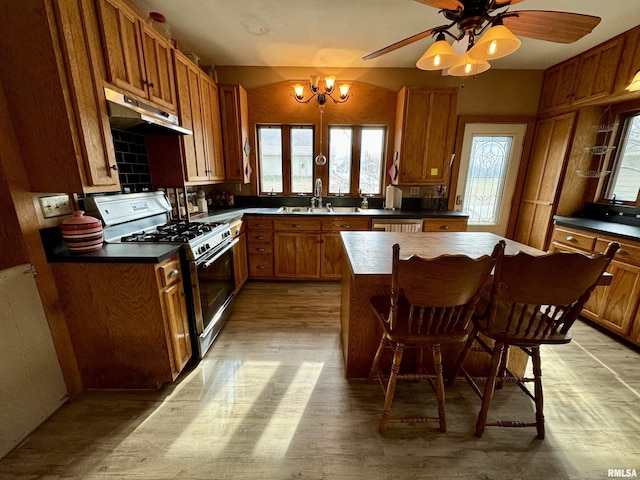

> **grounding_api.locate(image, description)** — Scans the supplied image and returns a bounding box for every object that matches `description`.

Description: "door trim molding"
[449,115,536,239]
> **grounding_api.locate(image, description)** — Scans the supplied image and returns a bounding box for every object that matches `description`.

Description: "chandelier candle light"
[292,76,351,105]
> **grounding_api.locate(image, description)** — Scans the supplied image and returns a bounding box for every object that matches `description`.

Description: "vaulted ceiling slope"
[130,0,640,70]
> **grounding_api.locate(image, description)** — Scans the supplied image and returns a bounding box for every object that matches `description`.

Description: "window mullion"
[352,127,362,195]
[282,126,292,195]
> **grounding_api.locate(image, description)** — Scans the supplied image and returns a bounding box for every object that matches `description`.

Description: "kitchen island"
[339,231,544,379]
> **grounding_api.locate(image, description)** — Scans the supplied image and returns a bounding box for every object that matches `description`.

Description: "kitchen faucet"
[313,178,323,208]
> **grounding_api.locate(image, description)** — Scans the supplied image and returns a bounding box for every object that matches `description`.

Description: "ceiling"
[130,0,640,70]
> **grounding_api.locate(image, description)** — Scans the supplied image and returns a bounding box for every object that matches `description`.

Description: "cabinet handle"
[256,236,265,240]
[257,248,265,252]
[292,224,302,228]
[257,265,266,270]
[110,164,118,171]
[439,224,450,230]
[565,236,577,242]
[341,224,351,229]
[167,268,179,278]
[617,248,627,255]
[256,224,265,228]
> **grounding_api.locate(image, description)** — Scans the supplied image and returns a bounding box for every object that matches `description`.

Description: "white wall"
[0,264,67,458]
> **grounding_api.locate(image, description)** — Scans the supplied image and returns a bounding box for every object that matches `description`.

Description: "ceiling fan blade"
[502,11,601,44]
[363,26,444,60]
[413,0,463,10]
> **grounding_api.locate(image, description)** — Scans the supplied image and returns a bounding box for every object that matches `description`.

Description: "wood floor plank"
[1,281,639,479]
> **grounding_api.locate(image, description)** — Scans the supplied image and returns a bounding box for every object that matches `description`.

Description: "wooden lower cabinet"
[274,231,321,278]
[230,218,248,292]
[551,224,640,345]
[321,217,371,279]
[51,254,191,388]
[246,216,274,278]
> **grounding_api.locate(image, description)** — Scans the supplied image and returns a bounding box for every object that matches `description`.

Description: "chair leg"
[531,346,545,440]
[431,344,447,433]
[448,327,478,387]
[368,334,387,383]
[379,342,405,434]
[475,341,505,438]
[495,345,510,390]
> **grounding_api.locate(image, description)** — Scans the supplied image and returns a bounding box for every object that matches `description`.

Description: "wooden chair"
[368,241,504,434]
[449,242,619,439]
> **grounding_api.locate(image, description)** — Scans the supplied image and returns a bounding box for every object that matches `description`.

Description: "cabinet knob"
[566,236,577,242]
[110,164,118,171]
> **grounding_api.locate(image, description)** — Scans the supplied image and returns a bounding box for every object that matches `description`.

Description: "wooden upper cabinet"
[0,0,119,193]
[538,58,579,114]
[200,75,225,182]
[95,0,177,114]
[219,84,251,183]
[613,26,640,97]
[394,87,457,185]
[572,36,624,105]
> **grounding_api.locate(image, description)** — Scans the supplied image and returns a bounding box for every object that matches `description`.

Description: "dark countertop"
[554,216,640,242]
[43,207,466,264]
[196,207,468,224]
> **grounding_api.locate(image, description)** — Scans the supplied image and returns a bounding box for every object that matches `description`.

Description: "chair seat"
[370,295,470,346]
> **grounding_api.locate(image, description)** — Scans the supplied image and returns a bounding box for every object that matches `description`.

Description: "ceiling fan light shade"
[416,36,459,70]
[468,25,521,60]
[447,52,490,77]
[627,70,640,92]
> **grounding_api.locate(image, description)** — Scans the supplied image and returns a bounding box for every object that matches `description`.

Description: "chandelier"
[292,76,351,105]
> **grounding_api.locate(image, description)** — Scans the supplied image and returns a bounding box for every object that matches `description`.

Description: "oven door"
[189,238,237,358]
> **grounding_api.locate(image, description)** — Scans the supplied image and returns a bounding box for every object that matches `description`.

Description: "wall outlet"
[410,187,420,196]
[38,194,73,219]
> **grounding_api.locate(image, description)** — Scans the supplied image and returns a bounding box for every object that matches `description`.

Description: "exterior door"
[455,123,527,235]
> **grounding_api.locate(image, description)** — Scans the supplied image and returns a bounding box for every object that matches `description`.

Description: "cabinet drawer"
[247,244,273,254]
[158,258,182,287]
[229,218,245,238]
[422,218,468,232]
[246,217,273,231]
[596,239,640,267]
[247,232,272,244]
[552,227,596,251]
[273,217,321,231]
[322,217,371,231]
[249,254,273,277]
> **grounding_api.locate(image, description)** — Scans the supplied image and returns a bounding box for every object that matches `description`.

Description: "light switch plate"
[38,194,72,219]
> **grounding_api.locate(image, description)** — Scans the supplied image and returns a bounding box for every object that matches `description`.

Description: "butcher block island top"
[339,231,546,379]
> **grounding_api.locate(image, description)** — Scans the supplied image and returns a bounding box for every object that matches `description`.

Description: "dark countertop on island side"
[554,216,640,242]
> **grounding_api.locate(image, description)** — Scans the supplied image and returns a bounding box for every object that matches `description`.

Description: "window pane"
[463,136,512,225]
[607,114,640,201]
[291,127,314,193]
[359,128,385,195]
[258,127,283,193]
[328,127,352,194]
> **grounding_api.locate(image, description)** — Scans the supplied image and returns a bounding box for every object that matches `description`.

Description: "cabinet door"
[321,232,343,279]
[233,232,249,292]
[162,281,192,375]
[140,23,177,113]
[95,0,147,98]
[591,261,640,336]
[200,75,225,181]
[274,232,321,278]
[573,37,624,105]
[513,112,576,249]
[538,58,579,114]
[219,84,250,183]
[613,26,640,96]
[396,87,457,184]
[174,52,208,182]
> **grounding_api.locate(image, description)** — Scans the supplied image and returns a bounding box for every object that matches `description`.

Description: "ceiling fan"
[363,0,601,75]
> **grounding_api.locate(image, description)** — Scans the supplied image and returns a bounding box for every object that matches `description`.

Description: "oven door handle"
[201,238,238,268]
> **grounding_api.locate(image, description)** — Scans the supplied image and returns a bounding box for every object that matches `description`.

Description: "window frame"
[256,123,388,197]
[603,110,640,204]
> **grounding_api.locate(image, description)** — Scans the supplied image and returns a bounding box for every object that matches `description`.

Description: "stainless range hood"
[105,87,192,136]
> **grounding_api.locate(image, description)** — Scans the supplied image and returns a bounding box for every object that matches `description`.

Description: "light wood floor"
[2,281,639,479]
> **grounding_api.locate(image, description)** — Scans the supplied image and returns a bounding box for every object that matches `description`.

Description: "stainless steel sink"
[277,206,362,214]
[277,206,309,213]
[330,207,362,213]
